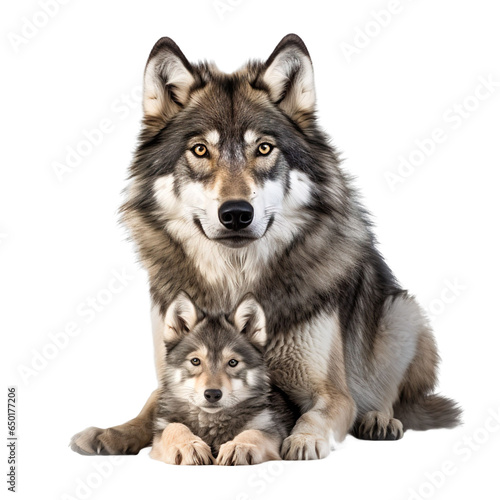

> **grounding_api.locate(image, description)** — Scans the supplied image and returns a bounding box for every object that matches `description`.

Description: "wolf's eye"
[191,144,209,158]
[228,359,239,367]
[190,358,201,366]
[257,143,273,156]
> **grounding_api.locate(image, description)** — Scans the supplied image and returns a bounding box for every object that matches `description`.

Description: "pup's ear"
[164,291,200,343]
[233,294,267,348]
[261,34,316,127]
[143,37,197,124]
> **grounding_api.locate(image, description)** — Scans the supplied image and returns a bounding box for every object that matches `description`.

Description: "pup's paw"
[281,432,330,460]
[217,441,264,466]
[151,437,213,465]
[70,426,144,455]
[354,411,404,441]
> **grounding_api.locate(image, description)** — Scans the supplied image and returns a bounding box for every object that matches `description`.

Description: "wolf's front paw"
[217,441,264,466]
[150,423,213,465]
[217,429,280,465]
[281,433,330,460]
[151,437,213,465]
[70,426,145,455]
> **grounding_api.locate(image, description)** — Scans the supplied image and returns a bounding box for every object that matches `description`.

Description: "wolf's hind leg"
[393,324,461,430]
[351,294,432,441]
[70,390,157,455]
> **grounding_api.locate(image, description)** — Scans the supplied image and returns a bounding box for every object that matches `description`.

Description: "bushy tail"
[393,394,462,431]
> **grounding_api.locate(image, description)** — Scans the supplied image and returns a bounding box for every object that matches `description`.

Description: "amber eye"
[257,143,273,156]
[228,359,239,368]
[192,144,208,158]
[191,358,201,366]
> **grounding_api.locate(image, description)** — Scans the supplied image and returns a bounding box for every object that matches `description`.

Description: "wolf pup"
[71,34,460,460]
[149,292,298,465]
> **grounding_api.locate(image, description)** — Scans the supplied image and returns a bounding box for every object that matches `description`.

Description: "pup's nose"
[204,389,222,402]
[218,200,254,231]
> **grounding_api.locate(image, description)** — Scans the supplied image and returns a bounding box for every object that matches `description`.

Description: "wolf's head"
[123,34,348,273]
[162,291,269,413]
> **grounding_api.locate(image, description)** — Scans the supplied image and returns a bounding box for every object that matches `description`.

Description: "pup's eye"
[190,358,201,366]
[257,143,273,156]
[191,144,209,158]
[228,359,239,367]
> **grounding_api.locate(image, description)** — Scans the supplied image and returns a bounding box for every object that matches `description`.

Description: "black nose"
[218,201,254,231]
[204,389,222,402]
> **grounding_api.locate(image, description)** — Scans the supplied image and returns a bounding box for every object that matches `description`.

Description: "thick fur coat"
[70,34,460,460]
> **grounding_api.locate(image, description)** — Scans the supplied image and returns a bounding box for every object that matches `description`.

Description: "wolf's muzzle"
[218,200,254,231]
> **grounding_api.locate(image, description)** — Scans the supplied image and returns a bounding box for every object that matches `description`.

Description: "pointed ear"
[261,34,316,127]
[164,291,200,343]
[143,37,197,124]
[233,294,267,348]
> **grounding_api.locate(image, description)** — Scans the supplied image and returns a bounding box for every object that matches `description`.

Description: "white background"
[2,0,499,499]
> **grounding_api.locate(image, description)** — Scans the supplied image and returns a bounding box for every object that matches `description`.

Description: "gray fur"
[156,301,298,456]
[393,394,462,431]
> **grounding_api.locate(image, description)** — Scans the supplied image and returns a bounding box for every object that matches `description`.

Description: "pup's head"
[124,34,335,254]
[162,292,269,413]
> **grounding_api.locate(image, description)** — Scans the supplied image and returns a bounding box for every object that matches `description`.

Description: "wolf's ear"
[233,294,267,348]
[143,37,197,123]
[261,34,316,126]
[164,291,200,342]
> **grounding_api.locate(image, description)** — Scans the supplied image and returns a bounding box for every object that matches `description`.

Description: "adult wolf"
[71,34,460,460]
